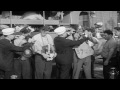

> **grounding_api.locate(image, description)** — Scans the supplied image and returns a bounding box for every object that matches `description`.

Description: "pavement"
[51,55,104,79]
[94,55,104,79]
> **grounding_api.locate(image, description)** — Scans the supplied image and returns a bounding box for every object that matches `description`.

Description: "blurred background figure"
[20,12,45,20]
[94,22,103,39]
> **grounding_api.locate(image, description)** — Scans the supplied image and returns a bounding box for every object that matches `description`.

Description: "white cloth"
[2,28,15,35]
[75,42,94,59]
[96,33,102,39]
[14,35,27,47]
[88,37,99,47]
[30,33,54,54]
[22,14,44,20]
[88,40,94,47]
[54,26,66,35]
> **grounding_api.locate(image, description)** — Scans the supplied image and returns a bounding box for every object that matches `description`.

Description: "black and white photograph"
[0,11,120,79]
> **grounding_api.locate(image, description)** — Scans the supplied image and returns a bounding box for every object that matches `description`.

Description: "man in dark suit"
[54,26,89,79]
[0,28,31,79]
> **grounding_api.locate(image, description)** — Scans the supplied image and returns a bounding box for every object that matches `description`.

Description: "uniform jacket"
[54,37,87,64]
[0,39,30,71]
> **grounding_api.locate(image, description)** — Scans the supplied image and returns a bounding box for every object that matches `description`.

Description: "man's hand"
[42,53,49,59]
[104,60,109,66]
[82,35,89,41]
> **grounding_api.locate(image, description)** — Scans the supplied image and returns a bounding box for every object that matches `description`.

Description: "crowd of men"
[0,22,120,79]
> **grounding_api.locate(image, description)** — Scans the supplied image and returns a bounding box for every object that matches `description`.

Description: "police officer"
[54,26,89,79]
[0,28,31,79]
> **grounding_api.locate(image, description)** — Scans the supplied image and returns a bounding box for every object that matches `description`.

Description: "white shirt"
[30,33,54,54]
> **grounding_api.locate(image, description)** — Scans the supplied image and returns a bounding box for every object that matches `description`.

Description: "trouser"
[103,57,117,79]
[30,55,35,79]
[73,51,78,78]
[4,71,14,79]
[56,63,72,79]
[73,55,92,79]
[14,58,32,79]
[116,51,120,78]
[103,57,118,79]
[0,65,14,79]
[0,69,5,79]
[35,55,52,79]
[91,55,95,78]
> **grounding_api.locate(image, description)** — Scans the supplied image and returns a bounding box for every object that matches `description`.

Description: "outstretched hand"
[104,60,109,66]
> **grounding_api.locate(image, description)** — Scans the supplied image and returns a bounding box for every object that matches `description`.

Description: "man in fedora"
[0,28,31,79]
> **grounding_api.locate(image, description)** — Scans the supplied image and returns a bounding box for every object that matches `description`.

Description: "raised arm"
[57,37,89,47]
[9,41,31,52]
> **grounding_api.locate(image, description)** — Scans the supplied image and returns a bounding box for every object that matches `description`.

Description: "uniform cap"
[54,26,66,35]
[2,28,15,35]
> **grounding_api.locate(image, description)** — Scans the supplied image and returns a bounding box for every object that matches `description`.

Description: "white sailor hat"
[95,22,103,26]
[2,28,15,35]
[54,26,66,35]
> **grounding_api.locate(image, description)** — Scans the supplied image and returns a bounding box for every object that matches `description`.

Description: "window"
[117,11,120,23]
[83,15,90,28]
[79,11,90,28]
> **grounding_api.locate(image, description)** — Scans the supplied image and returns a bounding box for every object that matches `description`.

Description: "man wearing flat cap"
[54,26,89,79]
[0,28,31,79]
[30,25,56,79]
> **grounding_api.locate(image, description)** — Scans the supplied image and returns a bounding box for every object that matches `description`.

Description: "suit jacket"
[54,37,87,64]
[0,39,29,71]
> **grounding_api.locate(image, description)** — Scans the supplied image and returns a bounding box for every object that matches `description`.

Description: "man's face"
[7,35,15,40]
[77,28,83,34]
[41,30,48,37]
[103,33,110,40]
[61,32,68,38]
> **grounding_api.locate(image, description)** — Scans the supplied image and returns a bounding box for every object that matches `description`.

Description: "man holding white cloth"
[73,30,98,79]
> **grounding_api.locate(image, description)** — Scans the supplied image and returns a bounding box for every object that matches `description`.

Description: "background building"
[62,11,118,30]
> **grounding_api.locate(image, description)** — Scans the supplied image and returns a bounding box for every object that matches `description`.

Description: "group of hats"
[0,25,30,36]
